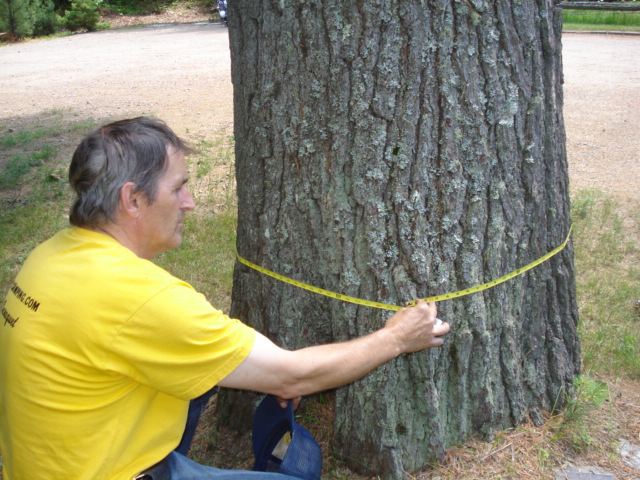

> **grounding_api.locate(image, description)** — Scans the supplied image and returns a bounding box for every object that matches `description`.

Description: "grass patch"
[0,147,57,187]
[0,128,54,149]
[562,3,640,31]
[563,10,640,27]
[551,376,610,452]
[563,22,640,32]
[572,189,640,377]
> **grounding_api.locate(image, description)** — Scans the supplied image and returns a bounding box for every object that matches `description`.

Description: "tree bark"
[222,0,580,477]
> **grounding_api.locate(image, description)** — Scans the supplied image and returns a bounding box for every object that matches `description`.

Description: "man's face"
[136,146,195,259]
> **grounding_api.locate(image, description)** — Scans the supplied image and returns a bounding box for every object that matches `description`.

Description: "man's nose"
[182,189,196,211]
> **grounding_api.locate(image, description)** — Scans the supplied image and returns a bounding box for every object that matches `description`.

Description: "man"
[0,117,450,479]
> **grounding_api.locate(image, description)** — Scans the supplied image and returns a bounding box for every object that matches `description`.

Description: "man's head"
[69,116,193,229]
[69,117,196,258]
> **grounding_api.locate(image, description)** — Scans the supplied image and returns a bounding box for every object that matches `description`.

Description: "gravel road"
[0,25,638,201]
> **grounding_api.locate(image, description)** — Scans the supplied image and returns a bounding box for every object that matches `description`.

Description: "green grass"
[551,375,610,451]
[562,3,640,32]
[564,22,640,32]
[572,189,640,377]
[0,147,58,187]
[0,128,55,149]
[564,10,640,27]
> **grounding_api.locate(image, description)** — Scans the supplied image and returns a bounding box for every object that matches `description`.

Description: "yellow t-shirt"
[0,228,256,480]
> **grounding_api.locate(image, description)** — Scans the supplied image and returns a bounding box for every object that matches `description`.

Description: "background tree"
[62,0,101,32]
[222,0,580,477]
[32,0,58,36]
[0,0,37,38]
[0,0,58,38]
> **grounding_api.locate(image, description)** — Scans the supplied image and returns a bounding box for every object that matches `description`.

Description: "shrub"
[32,0,60,36]
[0,0,66,38]
[63,0,101,31]
[0,0,36,38]
[102,0,175,15]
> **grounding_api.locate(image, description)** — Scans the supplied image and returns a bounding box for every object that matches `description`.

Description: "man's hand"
[384,300,449,355]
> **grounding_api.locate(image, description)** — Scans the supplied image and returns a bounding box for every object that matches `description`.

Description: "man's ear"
[120,182,141,218]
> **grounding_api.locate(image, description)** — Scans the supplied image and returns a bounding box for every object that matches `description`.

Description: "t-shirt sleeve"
[105,283,256,400]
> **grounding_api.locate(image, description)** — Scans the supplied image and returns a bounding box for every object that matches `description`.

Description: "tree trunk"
[222,0,580,477]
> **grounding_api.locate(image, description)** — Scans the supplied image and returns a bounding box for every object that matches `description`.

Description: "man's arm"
[217,300,449,400]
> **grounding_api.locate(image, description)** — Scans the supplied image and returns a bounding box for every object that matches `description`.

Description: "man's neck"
[85,223,150,260]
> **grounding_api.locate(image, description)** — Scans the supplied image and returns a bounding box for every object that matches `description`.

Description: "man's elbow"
[267,375,314,400]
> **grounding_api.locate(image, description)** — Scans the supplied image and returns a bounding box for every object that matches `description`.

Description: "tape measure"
[236,226,572,312]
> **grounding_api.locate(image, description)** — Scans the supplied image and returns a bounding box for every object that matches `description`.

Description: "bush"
[63,0,101,31]
[33,11,60,35]
[33,0,60,36]
[102,0,175,15]
[0,0,37,38]
[0,0,67,38]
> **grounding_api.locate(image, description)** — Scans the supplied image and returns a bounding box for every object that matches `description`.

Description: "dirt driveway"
[0,22,233,138]
[0,25,638,201]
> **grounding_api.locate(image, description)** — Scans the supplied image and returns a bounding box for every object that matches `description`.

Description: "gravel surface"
[0,25,638,202]
[0,22,232,139]
[562,32,640,201]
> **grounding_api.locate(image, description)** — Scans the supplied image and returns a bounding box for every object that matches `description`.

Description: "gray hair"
[68,117,193,228]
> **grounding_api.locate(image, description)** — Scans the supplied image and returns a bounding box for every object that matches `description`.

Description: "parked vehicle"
[217,0,228,26]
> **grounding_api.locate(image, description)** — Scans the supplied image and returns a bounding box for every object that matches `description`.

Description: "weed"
[552,376,610,452]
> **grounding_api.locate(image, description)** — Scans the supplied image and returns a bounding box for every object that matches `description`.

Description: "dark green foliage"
[0,0,61,38]
[32,0,59,35]
[62,0,100,31]
[52,0,70,9]
[0,0,36,38]
[102,0,176,15]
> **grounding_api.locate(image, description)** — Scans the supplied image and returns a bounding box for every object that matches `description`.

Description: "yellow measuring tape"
[236,226,572,312]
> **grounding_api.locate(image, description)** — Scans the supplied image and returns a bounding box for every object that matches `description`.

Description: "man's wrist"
[377,324,403,359]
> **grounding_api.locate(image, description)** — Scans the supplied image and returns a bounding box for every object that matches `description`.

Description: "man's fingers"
[275,395,302,410]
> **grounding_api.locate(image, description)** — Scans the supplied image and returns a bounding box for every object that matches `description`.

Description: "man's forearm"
[275,327,402,398]
[218,301,448,399]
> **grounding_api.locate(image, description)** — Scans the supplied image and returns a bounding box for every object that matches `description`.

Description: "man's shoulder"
[33,227,189,292]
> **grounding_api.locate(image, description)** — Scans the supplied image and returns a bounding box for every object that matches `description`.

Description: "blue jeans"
[162,451,301,479]
[147,388,299,479]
